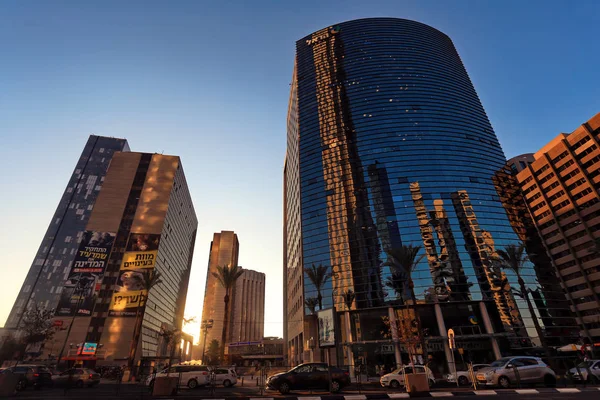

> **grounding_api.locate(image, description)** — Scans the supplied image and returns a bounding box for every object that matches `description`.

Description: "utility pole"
[200,319,213,364]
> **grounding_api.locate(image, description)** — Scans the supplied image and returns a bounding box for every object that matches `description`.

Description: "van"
[145,365,210,389]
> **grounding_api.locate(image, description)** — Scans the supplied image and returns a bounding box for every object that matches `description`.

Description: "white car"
[145,365,210,389]
[209,367,238,387]
[569,360,600,383]
[380,365,435,388]
[446,364,490,385]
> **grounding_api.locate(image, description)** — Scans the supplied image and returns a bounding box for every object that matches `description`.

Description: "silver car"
[569,360,600,383]
[476,356,556,388]
[446,364,490,385]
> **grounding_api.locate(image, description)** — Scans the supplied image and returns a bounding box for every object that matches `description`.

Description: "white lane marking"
[515,389,538,394]
[556,388,580,393]
[388,394,411,398]
[475,390,497,395]
[430,392,454,397]
[345,396,367,400]
[297,397,322,400]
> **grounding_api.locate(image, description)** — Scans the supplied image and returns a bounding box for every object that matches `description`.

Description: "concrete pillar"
[344,312,355,379]
[388,307,403,367]
[479,302,502,360]
[434,303,454,373]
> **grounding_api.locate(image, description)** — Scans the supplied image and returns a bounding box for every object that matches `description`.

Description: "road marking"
[388,394,410,398]
[475,390,497,395]
[345,396,367,400]
[298,397,322,400]
[430,392,454,397]
[555,388,580,393]
[515,389,538,394]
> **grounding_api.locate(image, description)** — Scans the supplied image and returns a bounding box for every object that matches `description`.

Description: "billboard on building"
[317,308,336,348]
[56,231,116,316]
[109,233,161,317]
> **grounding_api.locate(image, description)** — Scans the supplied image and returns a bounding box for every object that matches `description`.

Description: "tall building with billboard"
[284,18,557,370]
[43,151,197,368]
[4,135,129,330]
[514,112,600,343]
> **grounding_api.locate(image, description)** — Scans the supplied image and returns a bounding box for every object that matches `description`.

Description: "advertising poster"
[317,308,336,348]
[56,231,116,316]
[109,233,160,317]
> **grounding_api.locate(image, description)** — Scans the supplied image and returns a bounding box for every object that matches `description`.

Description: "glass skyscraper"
[284,18,573,370]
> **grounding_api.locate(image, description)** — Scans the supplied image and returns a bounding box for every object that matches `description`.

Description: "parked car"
[446,364,490,385]
[266,363,350,394]
[52,368,101,388]
[476,356,556,388]
[145,364,210,389]
[210,367,238,387]
[569,360,600,383]
[9,365,53,390]
[0,368,19,396]
[380,365,436,388]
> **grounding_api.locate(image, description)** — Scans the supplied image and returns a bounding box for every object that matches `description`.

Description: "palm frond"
[495,243,528,277]
[212,264,245,290]
[304,264,330,290]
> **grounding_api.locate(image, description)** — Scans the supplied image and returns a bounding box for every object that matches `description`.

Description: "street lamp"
[200,319,214,365]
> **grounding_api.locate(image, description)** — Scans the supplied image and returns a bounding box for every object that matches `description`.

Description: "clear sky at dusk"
[1,0,599,341]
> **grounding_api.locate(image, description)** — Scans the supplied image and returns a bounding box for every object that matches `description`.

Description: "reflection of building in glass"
[493,156,579,346]
[284,18,549,371]
[514,113,600,342]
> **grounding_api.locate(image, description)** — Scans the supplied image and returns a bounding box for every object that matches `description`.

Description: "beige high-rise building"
[199,231,239,352]
[230,269,265,343]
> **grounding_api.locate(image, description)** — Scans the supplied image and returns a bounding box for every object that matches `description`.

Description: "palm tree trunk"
[127,306,142,373]
[518,277,552,362]
[317,291,323,310]
[220,292,230,360]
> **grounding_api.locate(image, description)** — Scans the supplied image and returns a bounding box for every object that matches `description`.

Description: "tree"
[495,243,552,361]
[128,269,163,371]
[206,339,221,366]
[212,264,245,359]
[159,326,181,370]
[384,245,426,360]
[304,264,330,310]
[21,305,55,346]
[304,297,319,315]
[342,290,356,311]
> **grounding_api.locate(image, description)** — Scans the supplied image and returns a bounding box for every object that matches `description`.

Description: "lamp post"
[200,319,213,365]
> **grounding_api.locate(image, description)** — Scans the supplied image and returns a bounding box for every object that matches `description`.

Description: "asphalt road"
[11,381,600,400]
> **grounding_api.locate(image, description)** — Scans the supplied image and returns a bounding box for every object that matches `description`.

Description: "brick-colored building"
[516,112,600,342]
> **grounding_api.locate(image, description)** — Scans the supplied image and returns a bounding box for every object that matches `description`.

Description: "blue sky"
[1,0,599,339]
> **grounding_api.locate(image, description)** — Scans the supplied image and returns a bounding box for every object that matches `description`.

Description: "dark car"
[266,363,350,394]
[9,365,53,390]
[52,368,101,388]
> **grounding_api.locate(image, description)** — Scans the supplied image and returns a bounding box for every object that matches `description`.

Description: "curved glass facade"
[285,18,575,368]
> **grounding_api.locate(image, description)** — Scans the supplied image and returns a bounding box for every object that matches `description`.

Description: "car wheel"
[498,376,510,389]
[223,379,232,387]
[76,380,84,388]
[278,381,290,394]
[331,380,341,393]
[544,374,556,387]
[458,376,469,386]
[188,378,198,389]
[16,380,27,391]
[390,379,400,388]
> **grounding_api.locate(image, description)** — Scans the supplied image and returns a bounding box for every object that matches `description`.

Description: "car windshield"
[576,361,594,368]
[490,358,511,367]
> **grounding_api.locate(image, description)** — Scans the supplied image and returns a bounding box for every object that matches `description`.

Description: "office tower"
[284,18,548,369]
[45,151,197,368]
[230,269,265,343]
[493,156,580,346]
[199,231,239,352]
[515,112,600,342]
[5,135,129,329]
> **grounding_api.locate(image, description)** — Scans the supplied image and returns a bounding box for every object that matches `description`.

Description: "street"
[11,380,600,400]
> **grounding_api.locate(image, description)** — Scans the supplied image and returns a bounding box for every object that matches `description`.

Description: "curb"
[153,387,600,399]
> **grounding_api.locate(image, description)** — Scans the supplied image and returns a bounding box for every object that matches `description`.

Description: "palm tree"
[384,245,426,359]
[385,270,408,303]
[496,243,551,360]
[128,269,163,371]
[342,289,356,311]
[384,245,425,306]
[304,264,330,310]
[304,297,319,314]
[212,264,245,359]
